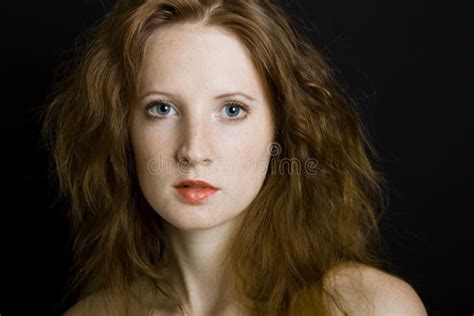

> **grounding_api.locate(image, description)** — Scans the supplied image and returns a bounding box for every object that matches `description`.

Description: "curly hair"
[41,0,389,315]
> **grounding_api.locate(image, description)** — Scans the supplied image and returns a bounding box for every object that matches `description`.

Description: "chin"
[159,209,242,232]
[163,218,226,231]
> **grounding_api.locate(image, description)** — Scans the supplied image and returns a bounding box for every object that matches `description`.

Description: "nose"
[175,116,214,168]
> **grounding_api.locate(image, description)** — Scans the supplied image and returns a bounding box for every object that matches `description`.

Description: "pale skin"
[65,22,428,316]
[130,22,275,315]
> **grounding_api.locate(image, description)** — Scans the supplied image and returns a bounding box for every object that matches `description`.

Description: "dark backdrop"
[1,0,472,315]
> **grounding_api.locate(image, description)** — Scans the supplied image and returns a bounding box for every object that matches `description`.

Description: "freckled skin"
[130,23,275,231]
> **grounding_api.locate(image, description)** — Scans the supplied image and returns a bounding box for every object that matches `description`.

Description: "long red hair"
[41,0,389,314]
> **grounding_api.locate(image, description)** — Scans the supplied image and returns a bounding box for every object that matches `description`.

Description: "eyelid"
[144,98,175,110]
[223,99,248,108]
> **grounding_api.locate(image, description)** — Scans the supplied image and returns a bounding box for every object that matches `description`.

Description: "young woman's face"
[130,23,275,231]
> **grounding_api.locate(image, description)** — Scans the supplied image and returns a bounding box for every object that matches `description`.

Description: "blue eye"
[225,104,241,117]
[146,100,177,118]
[223,101,249,121]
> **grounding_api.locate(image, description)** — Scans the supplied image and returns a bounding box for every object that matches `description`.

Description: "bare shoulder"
[63,279,169,315]
[63,291,124,316]
[323,262,428,316]
[63,294,103,316]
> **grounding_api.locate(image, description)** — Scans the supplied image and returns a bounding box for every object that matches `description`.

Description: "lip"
[173,179,219,189]
[173,179,220,205]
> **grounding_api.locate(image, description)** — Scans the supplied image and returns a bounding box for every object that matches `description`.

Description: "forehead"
[139,23,264,98]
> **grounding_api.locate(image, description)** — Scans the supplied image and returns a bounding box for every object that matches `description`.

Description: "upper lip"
[174,179,219,189]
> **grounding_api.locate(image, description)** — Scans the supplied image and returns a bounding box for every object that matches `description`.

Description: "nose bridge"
[177,112,213,165]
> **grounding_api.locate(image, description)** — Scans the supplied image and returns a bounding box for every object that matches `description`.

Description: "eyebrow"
[139,90,257,102]
[214,92,256,101]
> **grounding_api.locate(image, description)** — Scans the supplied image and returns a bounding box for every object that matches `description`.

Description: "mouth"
[173,179,219,190]
[174,187,219,204]
[173,179,220,204]
[181,184,210,188]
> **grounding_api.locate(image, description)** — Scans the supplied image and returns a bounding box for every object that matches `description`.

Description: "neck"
[160,218,240,315]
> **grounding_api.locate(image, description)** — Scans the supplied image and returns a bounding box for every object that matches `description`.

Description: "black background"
[1,0,472,315]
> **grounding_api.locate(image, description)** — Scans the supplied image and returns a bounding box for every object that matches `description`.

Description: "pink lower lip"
[175,187,219,205]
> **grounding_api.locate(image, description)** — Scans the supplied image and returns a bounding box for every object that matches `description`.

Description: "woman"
[41,0,427,315]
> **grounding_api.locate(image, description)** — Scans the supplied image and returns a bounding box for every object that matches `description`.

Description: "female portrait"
[40,0,428,315]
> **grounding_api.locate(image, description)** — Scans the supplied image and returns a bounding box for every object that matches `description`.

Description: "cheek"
[223,145,270,213]
[223,132,272,185]
[130,128,174,209]
[131,120,172,156]
[131,123,167,180]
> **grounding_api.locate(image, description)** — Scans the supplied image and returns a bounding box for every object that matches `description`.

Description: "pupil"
[227,105,239,117]
[159,104,170,114]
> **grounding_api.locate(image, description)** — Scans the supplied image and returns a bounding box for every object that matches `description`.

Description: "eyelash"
[144,99,251,122]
